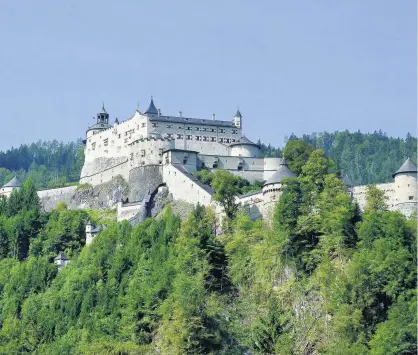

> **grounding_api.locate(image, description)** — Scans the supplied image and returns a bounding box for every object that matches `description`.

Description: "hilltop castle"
[0,98,416,225]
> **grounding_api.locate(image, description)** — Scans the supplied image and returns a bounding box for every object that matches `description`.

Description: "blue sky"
[0,1,415,150]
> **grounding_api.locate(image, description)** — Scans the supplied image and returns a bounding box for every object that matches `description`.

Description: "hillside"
[0,131,415,189]
[0,148,415,354]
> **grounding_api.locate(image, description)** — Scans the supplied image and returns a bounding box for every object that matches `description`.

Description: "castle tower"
[85,220,95,246]
[262,159,296,215]
[232,108,242,129]
[392,158,417,216]
[86,104,112,134]
[0,176,21,198]
[54,251,69,270]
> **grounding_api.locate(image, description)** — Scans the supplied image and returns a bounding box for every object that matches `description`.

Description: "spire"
[144,96,158,115]
[234,107,242,118]
[114,117,119,124]
[101,102,107,113]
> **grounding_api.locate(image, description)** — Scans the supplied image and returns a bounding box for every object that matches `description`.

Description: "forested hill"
[262,130,416,185]
[0,131,415,188]
[0,140,84,189]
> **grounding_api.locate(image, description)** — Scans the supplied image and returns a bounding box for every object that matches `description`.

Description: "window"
[167,124,173,128]
[232,129,238,134]
[178,125,183,129]
[224,138,230,143]
[159,148,163,156]
[166,133,173,138]
[186,126,192,131]
[409,196,414,200]
[118,134,121,138]
[141,150,145,157]
[219,128,226,133]
[210,137,216,142]
[202,127,207,132]
[231,139,236,142]
[186,135,192,140]
[196,136,202,141]
[152,122,159,128]
[195,127,200,131]
[177,134,184,139]
[130,153,133,160]
[141,123,146,128]
[210,128,216,132]
[203,136,209,142]
[103,138,108,146]
[219,138,224,143]
[91,142,96,150]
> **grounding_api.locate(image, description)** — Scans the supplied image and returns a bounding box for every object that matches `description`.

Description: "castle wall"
[37,186,78,211]
[351,182,396,211]
[162,164,213,206]
[164,150,198,173]
[237,191,264,220]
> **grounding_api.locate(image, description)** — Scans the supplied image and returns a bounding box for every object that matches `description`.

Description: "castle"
[0,98,416,228]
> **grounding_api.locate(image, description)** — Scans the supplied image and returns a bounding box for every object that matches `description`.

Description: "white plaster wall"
[0,186,16,198]
[163,164,213,206]
[117,202,143,221]
[393,173,417,206]
[230,144,260,158]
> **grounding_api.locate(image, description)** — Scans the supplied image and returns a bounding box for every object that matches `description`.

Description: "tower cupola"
[96,103,109,124]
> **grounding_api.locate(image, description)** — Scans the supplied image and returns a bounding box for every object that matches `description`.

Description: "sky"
[0,0,416,150]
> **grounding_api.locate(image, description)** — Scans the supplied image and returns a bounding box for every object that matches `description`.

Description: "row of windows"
[173,134,236,143]
[150,122,238,134]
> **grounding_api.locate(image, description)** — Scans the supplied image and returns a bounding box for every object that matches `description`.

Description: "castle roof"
[264,160,296,186]
[393,158,417,177]
[54,251,68,261]
[148,115,234,127]
[114,117,119,124]
[234,109,242,118]
[229,136,259,147]
[144,97,158,115]
[2,176,21,188]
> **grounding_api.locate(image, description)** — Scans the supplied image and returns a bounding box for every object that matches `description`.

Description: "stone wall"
[128,165,163,202]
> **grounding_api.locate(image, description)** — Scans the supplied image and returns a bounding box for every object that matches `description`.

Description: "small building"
[0,176,21,198]
[85,220,106,246]
[54,251,69,270]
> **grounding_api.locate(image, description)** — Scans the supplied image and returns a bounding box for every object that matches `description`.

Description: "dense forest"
[0,142,415,354]
[0,140,84,189]
[0,131,415,189]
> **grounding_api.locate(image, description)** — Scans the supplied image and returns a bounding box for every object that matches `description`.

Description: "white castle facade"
[0,98,416,228]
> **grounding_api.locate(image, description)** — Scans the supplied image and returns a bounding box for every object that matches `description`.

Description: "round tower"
[232,108,242,129]
[392,158,417,215]
[0,176,21,198]
[229,136,261,157]
[262,160,296,211]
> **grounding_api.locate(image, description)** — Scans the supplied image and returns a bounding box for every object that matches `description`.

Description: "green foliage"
[211,170,241,219]
[283,139,314,175]
[55,201,68,212]
[365,185,388,212]
[76,183,92,191]
[0,140,415,354]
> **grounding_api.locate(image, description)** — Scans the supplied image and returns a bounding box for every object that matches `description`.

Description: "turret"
[262,159,296,207]
[54,252,69,270]
[232,108,242,129]
[392,158,417,215]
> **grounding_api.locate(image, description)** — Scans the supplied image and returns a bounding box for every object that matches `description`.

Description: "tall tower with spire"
[232,108,242,129]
